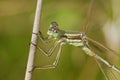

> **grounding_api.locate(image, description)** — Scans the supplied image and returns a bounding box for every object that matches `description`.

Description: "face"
[47,22,59,36]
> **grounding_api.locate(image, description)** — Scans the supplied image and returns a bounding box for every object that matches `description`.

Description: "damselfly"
[31,0,120,80]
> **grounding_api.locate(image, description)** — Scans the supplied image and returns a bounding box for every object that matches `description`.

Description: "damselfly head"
[47,22,60,37]
[50,22,58,28]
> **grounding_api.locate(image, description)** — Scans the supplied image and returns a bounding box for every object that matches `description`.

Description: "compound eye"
[51,22,58,27]
[49,27,54,31]
[53,30,57,33]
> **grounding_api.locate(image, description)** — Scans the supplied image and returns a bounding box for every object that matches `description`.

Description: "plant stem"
[24,0,42,80]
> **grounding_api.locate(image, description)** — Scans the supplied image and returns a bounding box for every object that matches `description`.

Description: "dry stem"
[24,0,42,80]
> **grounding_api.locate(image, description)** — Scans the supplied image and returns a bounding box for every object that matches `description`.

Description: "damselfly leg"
[32,0,120,80]
[32,39,65,69]
[35,43,64,69]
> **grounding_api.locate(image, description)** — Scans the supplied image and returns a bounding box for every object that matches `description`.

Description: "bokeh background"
[0,0,120,80]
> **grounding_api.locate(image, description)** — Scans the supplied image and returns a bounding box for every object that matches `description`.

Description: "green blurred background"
[0,0,120,80]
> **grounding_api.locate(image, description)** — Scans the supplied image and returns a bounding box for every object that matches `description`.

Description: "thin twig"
[24,0,42,80]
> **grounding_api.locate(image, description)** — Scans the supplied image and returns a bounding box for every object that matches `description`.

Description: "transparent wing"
[87,37,120,80]
[81,0,94,33]
[82,0,113,36]
[87,37,120,57]
[94,57,120,80]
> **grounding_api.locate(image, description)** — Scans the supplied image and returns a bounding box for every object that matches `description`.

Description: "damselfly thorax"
[63,31,87,47]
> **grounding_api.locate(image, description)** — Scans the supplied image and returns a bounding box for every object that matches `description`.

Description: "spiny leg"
[32,31,51,44]
[34,42,65,69]
[38,31,52,44]
[37,40,61,56]
[32,30,63,56]
[31,39,61,57]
